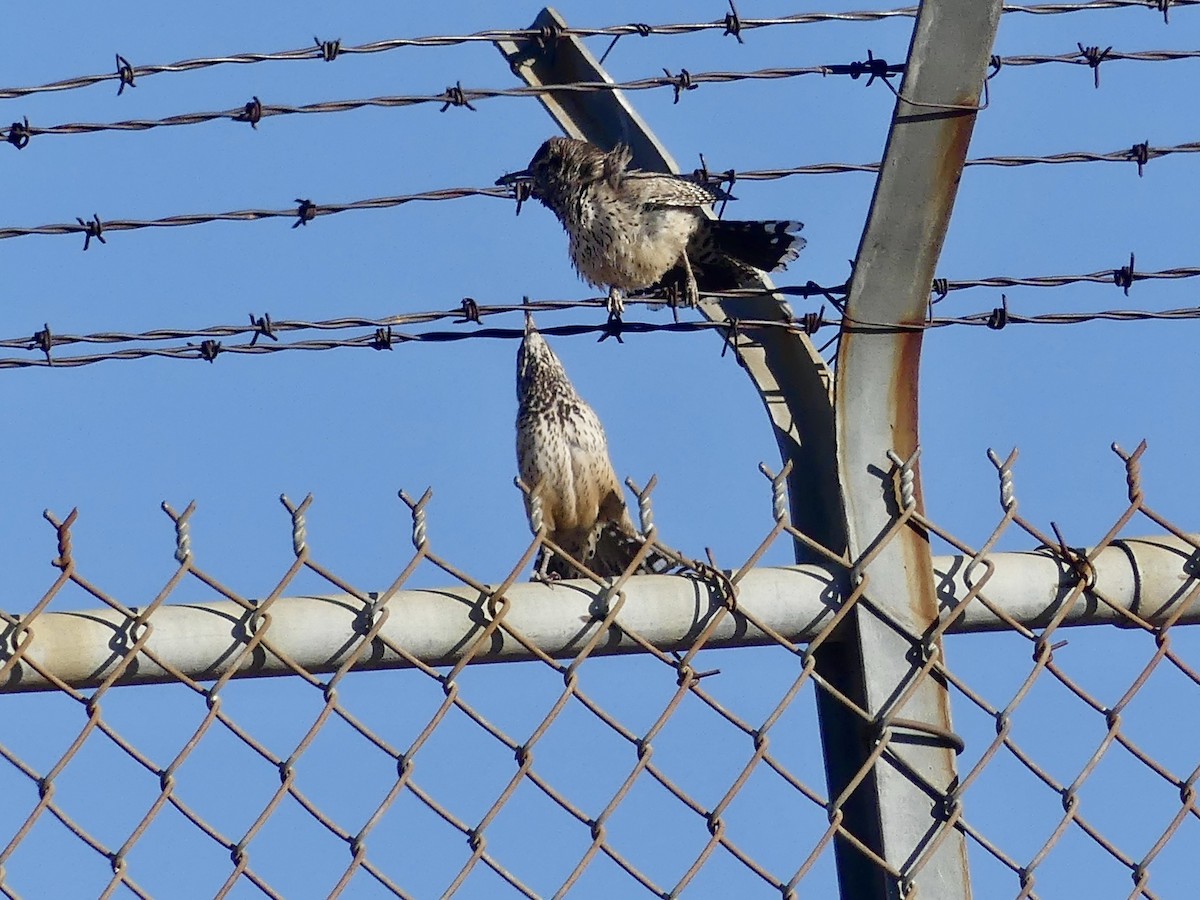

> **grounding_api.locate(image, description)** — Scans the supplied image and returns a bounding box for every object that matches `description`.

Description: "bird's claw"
[606,287,625,317]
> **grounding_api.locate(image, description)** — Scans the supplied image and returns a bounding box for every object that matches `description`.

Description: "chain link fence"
[2,441,1196,898]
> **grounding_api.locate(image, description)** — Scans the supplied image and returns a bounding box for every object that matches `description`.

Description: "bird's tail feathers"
[709,219,806,273]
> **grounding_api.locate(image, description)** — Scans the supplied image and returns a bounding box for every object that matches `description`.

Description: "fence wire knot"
[30,324,54,363]
[723,0,745,43]
[43,508,78,571]
[280,494,312,558]
[663,68,696,103]
[988,294,1010,330]
[509,179,533,217]
[455,298,481,324]
[1129,141,1151,177]
[799,306,825,335]
[988,54,1004,79]
[439,81,476,112]
[758,461,792,524]
[77,214,105,251]
[293,198,317,228]
[988,448,1019,511]
[931,277,949,301]
[625,475,657,534]
[399,488,432,549]
[1077,43,1112,88]
[1051,522,1097,591]
[249,312,277,345]
[886,448,920,511]
[371,326,394,350]
[1155,0,1173,23]
[238,96,263,129]
[1111,440,1147,505]
[6,116,31,149]
[1113,252,1137,295]
[848,49,891,87]
[195,339,221,362]
[115,54,136,95]
[314,37,341,62]
[162,501,196,565]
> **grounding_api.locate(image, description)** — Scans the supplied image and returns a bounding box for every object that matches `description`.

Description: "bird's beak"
[524,310,536,334]
[495,169,532,187]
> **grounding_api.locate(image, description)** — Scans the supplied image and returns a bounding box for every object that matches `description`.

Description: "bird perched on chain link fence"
[516,312,676,580]
[498,137,805,316]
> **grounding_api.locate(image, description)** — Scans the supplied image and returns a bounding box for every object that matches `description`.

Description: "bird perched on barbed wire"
[516,312,674,580]
[498,137,805,316]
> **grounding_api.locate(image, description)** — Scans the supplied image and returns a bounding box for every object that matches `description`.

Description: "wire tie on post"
[1113,252,1136,295]
[1076,43,1112,89]
[238,96,263,129]
[313,37,342,62]
[77,214,105,251]
[988,55,1003,79]
[292,198,316,228]
[6,117,31,149]
[931,277,949,302]
[663,68,696,103]
[455,298,481,324]
[115,55,136,95]
[1128,141,1150,177]
[723,0,745,43]
[1050,521,1096,591]
[1155,0,1173,23]
[249,313,277,346]
[439,81,476,112]
[987,294,1009,330]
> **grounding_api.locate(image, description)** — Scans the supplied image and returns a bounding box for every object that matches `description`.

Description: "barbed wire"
[4,47,1197,148]
[1,139,1193,248]
[1,1,1190,102]
[0,64,909,145]
[6,294,1199,371]
[5,260,1196,360]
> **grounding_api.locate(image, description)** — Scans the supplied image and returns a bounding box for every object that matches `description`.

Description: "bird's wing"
[562,401,629,527]
[622,172,730,208]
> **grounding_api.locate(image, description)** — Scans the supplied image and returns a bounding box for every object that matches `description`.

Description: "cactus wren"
[516,312,671,580]
[498,137,805,315]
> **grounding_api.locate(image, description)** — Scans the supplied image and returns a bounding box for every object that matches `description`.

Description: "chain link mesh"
[1,441,1196,898]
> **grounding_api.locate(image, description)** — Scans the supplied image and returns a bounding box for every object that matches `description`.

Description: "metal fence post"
[495,5,999,896]
[828,1,1003,897]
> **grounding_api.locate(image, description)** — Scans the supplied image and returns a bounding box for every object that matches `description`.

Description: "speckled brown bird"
[498,137,805,315]
[515,312,668,580]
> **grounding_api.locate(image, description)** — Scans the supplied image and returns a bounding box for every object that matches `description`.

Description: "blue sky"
[1,2,1198,898]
